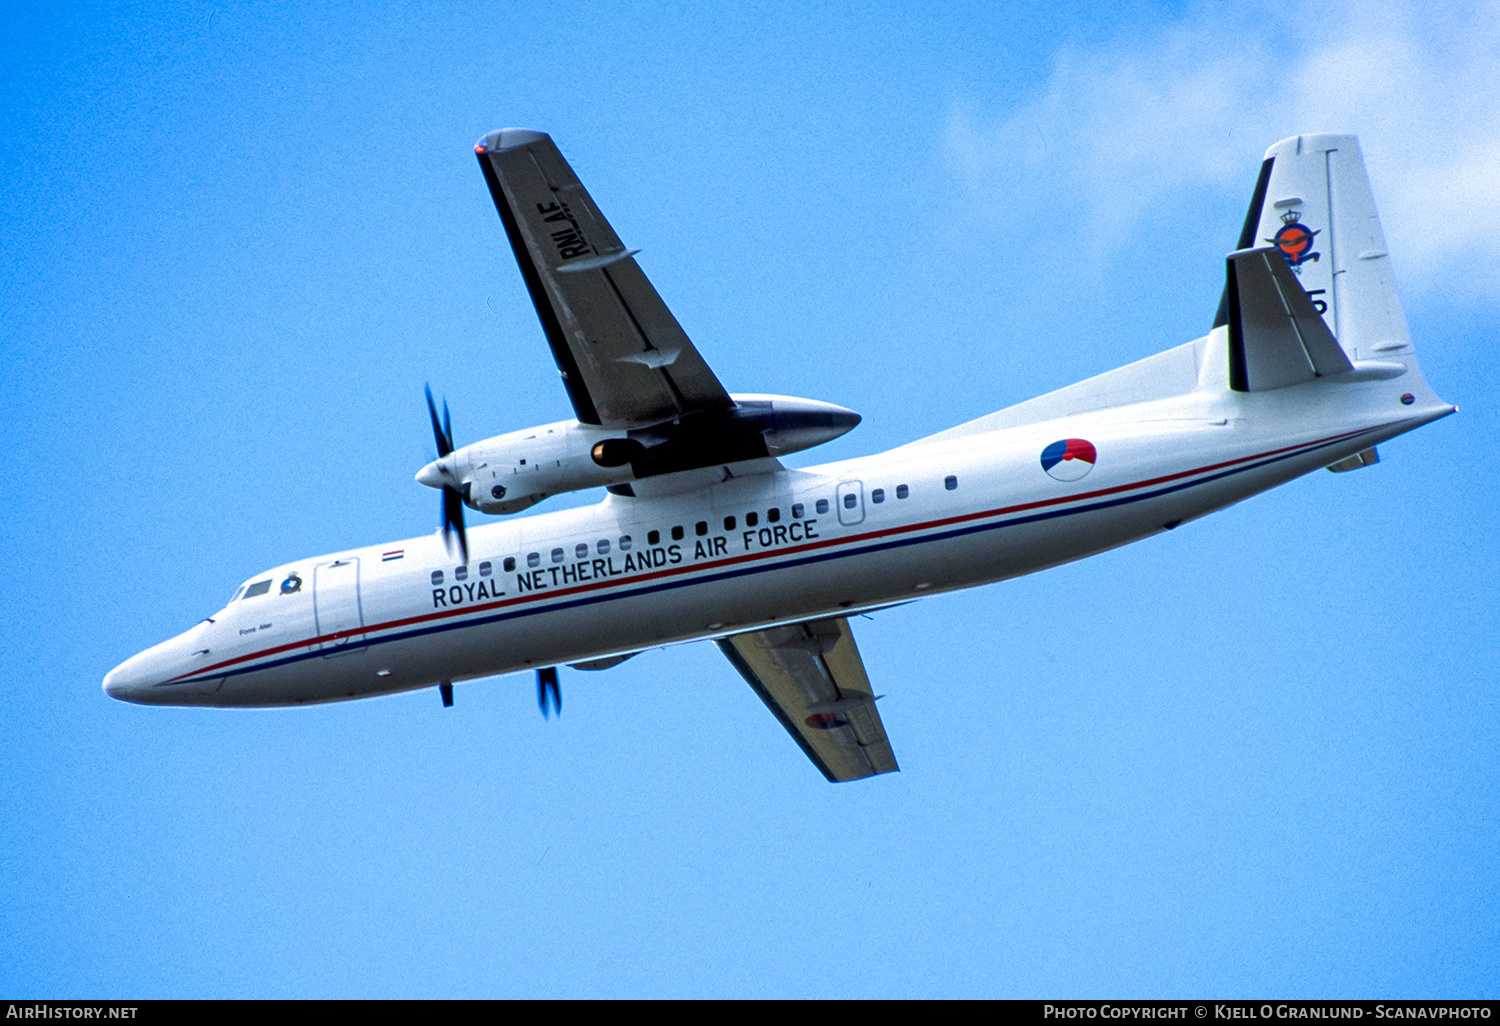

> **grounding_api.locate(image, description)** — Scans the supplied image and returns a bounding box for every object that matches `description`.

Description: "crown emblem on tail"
[1267,207,1320,271]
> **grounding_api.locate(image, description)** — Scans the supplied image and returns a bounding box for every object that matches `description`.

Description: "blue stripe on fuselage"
[162,428,1371,688]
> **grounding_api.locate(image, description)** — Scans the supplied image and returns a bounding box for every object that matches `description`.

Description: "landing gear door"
[314,558,364,654]
[836,480,865,526]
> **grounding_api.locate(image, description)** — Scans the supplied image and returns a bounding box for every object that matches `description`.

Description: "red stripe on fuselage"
[169,426,1374,684]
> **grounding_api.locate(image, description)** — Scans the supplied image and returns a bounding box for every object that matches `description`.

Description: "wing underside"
[476,129,733,429]
[717,618,899,783]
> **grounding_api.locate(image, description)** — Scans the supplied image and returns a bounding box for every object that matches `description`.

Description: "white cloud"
[945,0,1500,295]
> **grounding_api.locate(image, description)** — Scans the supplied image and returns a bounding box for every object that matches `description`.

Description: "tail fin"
[1215,134,1415,367]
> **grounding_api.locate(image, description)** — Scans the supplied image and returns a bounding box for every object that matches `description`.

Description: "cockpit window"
[229,585,246,603]
[244,580,273,598]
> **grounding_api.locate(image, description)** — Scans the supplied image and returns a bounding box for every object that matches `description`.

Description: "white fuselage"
[102,381,1448,708]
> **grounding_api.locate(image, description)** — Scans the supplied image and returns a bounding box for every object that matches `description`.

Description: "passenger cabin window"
[503,557,516,573]
[816,499,830,514]
[945,475,958,490]
[430,571,443,587]
[695,521,708,536]
[723,516,736,531]
[896,484,909,499]
[244,580,272,598]
[792,503,804,519]
[871,489,885,504]
[619,535,632,551]
[671,526,684,541]
[527,552,540,568]
[746,511,758,527]
[575,543,588,559]
[455,565,468,581]
[767,507,780,523]
[648,530,661,546]
[843,493,858,509]
[551,548,565,564]
[479,562,492,577]
[598,539,610,555]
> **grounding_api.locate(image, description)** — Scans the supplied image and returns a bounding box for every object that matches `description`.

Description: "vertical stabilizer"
[1248,134,1413,362]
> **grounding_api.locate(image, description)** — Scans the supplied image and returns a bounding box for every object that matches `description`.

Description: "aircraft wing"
[717,618,899,782]
[475,129,734,429]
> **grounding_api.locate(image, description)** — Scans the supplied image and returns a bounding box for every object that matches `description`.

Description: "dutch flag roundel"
[1041,438,1097,482]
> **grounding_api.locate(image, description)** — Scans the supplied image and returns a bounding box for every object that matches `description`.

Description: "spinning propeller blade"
[424,385,469,563]
[537,667,561,719]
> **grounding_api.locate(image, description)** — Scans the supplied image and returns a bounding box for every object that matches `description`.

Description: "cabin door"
[314,558,364,653]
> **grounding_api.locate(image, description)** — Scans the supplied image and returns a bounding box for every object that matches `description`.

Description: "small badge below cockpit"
[280,573,302,595]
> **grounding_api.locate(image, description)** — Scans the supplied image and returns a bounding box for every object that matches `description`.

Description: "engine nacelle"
[416,394,860,514]
[454,419,634,514]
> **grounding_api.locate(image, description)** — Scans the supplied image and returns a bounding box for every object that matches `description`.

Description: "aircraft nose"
[103,655,146,703]
[104,630,224,706]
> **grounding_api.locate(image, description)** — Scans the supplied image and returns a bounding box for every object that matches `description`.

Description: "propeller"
[423,385,470,564]
[537,666,561,719]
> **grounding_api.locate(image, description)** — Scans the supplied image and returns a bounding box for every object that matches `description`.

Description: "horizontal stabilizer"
[1226,245,1353,391]
[1326,446,1379,473]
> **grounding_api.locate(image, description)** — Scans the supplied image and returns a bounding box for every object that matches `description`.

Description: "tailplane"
[1223,244,1354,391]
[1206,134,1452,471]
[909,134,1445,449]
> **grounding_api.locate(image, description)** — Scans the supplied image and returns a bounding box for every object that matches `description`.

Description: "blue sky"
[2,0,1496,998]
